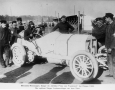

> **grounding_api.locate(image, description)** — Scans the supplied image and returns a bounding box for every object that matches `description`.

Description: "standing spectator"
[24,21,35,41]
[0,20,11,68]
[17,17,24,34]
[92,17,106,48]
[52,15,74,34]
[104,13,115,78]
[10,21,22,45]
[9,21,12,30]
[40,22,46,35]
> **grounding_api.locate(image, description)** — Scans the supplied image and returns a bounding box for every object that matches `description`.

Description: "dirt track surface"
[0,59,115,84]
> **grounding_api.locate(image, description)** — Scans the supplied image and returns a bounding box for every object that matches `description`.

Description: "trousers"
[107,49,115,78]
[0,44,10,67]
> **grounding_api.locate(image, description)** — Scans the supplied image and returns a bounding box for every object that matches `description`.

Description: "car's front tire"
[70,51,99,82]
[11,43,26,67]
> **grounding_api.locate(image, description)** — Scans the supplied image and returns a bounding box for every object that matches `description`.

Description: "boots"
[0,60,6,68]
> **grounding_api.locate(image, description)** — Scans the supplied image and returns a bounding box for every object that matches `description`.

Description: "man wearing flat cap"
[52,15,74,33]
[103,13,115,78]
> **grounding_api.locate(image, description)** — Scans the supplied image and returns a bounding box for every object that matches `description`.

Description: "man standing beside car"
[10,21,22,45]
[52,15,74,34]
[24,21,35,41]
[104,13,115,78]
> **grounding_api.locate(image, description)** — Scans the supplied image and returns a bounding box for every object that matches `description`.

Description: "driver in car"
[24,21,35,41]
[52,15,74,34]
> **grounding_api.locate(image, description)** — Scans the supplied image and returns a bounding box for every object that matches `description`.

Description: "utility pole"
[78,11,80,34]
[46,4,48,22]
[74,5,75,15]
[58,13,59,22]
[82,10,84,31]
[55,11,57,17]
[10,7,12,21]
[41,4,43,23]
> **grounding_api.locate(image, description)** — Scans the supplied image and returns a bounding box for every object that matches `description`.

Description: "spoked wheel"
[11,43,26,67]
[73,55,94,78]
[70,51,98,82]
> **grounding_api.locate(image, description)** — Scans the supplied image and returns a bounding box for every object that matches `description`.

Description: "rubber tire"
[11,43,26,67]
[70,50,99,82]
[95,68,104,79]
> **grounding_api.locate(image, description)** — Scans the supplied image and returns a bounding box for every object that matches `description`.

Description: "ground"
[0,58,115,84]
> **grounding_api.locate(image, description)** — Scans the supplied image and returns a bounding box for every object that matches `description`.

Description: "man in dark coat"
[0,20,11,68]
[10,21,22,45]
[92,17,107,47]
[17,17,24,34]
[24,21,35,41]
[52,15,74,34]
[104,13,115,78]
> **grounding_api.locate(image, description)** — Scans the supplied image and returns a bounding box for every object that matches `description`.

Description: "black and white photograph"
[0,0,115,89]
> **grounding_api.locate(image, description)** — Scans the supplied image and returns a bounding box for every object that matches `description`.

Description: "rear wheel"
[11,43,26,67]
[70,51,99,82]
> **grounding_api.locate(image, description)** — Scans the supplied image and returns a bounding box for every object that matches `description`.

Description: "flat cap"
[104,13,114,18]
[61,15,66,19]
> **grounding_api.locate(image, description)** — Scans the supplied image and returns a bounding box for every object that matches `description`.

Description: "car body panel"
[36,31,61,54]
[54,34,73,56]
[17,31,97,63]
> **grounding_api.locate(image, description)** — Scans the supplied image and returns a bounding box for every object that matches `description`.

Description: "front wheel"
[70,51,99,82]
[95,68,104,79]
[11,43,26,67]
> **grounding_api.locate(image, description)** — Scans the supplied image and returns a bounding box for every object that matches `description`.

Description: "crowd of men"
[0,17,43,68]
[0,17,25,68]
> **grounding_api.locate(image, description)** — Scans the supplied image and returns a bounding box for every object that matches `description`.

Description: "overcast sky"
[0,0,115,18]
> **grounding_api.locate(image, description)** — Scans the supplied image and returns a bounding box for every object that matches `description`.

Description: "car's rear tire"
[70,51,98,82]
[11,43,26,67]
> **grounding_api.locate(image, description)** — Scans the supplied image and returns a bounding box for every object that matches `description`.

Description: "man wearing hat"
[104,13,115,78]
[17,17,24,34]
[52,15,74,33]
[24,21,35,40]
[0,20,11,68]
[10,21,22,45]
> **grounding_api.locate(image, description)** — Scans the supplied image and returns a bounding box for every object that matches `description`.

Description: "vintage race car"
[11,31,107,82]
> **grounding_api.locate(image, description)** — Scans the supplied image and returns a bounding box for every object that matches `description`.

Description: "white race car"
[11,31,107,82]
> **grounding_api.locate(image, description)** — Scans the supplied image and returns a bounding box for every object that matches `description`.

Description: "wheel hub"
[79,62,87,69]
[27,51,34,62]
